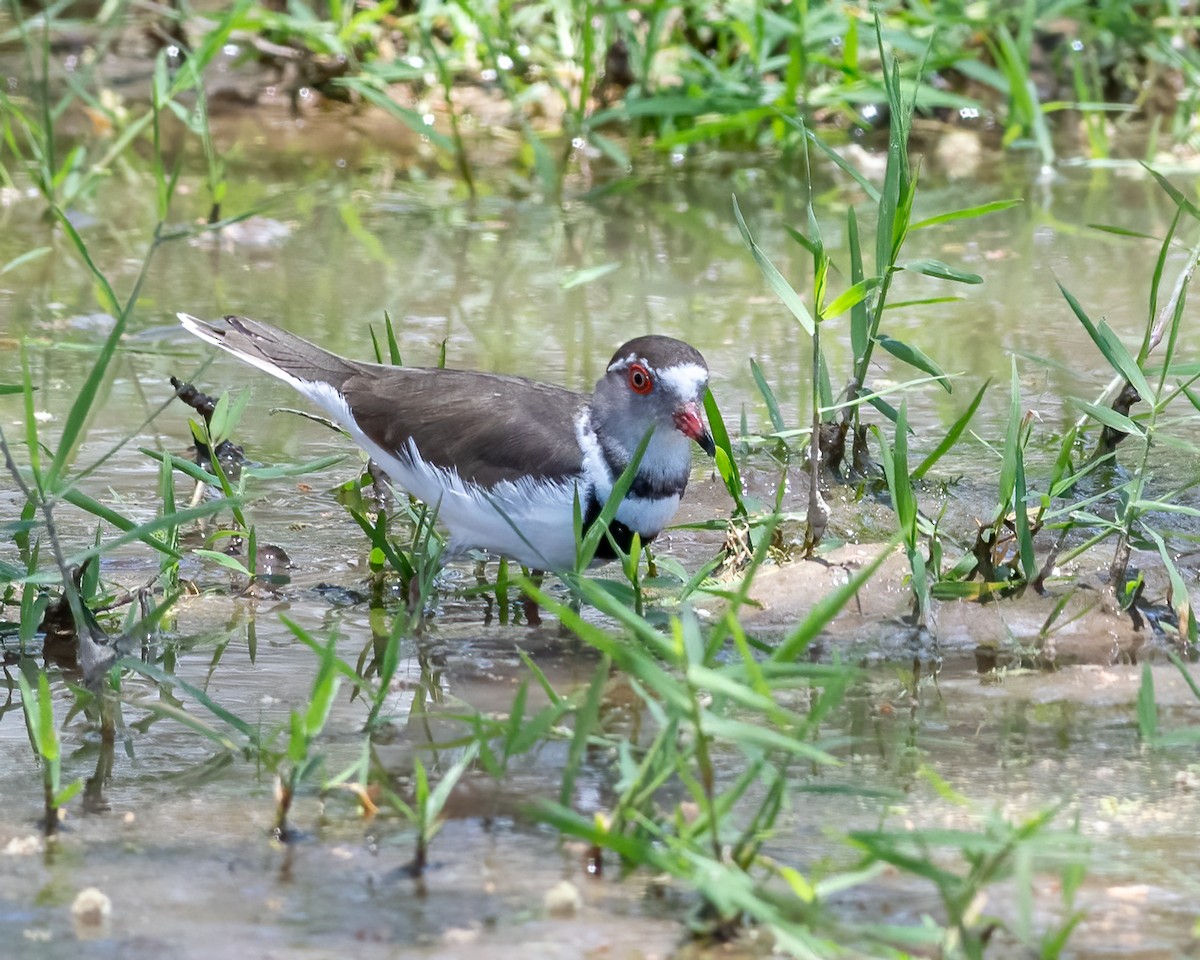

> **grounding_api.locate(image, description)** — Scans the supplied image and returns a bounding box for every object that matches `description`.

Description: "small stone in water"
[543,880,583,918]
[4,835,43,856]
[70,887,112,928]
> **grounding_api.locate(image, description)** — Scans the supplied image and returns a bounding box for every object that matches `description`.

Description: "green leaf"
[703,389,747,517]
[576,428,653,567]
[868,393,901,425]
[884,296,965,310]
[771,535,902,662]
[824,276,880,320]
[340,80,454,152]
[784,225,821,258]
[560,656,609,806]
[1088,223,1159,241]
[44,206,128,491]
[54,779,84,807]
[119,657,260,746]
[57,497,234,569]
[909,199,1022,230]
[1013,439,1037,583]
[1074,400,1145,438]
[339,202,387,263]
[847,207,869,368]
[1,246,52,275]
[732,195,814,336]
[772,109,880,203]
[998,359,1023,511]
[899,259,983,284]
[912,380,989,480]
[193,549,253,577]
[1056,281,1154,402]
[876,334,951,391]
[1137,661,1158,743]
[750,358,785,432]
[1140,162,1200,220]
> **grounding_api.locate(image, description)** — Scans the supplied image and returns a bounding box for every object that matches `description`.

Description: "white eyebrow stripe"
[658,363,708,400]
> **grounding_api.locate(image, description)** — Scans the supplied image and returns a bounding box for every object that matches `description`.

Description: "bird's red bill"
[674,404,717,456]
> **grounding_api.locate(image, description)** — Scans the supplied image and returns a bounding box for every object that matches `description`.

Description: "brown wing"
[340,366,588,488]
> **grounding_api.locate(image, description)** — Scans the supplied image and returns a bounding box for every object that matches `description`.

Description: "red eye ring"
[628,363,654,395]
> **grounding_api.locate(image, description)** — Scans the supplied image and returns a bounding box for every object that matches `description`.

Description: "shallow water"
[2,97,1200,956]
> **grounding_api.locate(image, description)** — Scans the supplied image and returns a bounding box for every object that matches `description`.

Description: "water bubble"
[497,54,514,71]
[223,43,239,57]
[571,136,585,150]
[481,68,497,82]
[1070,39,1084,52]
[670,151,685,166]
[299,87,312,100]
[959,106,980,120]
[336,158,347,168]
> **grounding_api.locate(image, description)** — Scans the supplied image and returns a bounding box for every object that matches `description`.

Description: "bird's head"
[592,335,716,460]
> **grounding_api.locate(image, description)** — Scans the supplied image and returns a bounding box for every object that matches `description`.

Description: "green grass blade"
[771,109,880,203]
[703,388,747,517]
[749,359,785,432]
[1013,445,1037,583]
[771,534,901,662]
[1136,661,1158,744]
[733,195,814,336]
[824,277,879,320]
[910,199,1022,230]
[1057,281,1153,401]
[911,380,989,480]
[339,80,455,152]
[784,224,821,258]
[120,657,260,746]
[577,429,652,566]
[1074,400,1145,438]
[1144,211,1183,363]
[876,334,951,391]
[560,655,609,807]
[1140,162,1200,220]
[900,259,983,284]
[62,499,238,570]
[847,206,869,369]
[43,208,127,491]
[997,359,1023,517]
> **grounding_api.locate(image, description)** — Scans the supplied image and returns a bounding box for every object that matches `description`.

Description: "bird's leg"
[522,569,544,627]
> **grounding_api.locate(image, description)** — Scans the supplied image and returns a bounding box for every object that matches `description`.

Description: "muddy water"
[2,115,1200,957]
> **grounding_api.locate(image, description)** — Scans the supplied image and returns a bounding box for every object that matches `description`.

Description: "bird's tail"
[178,314,361,391]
